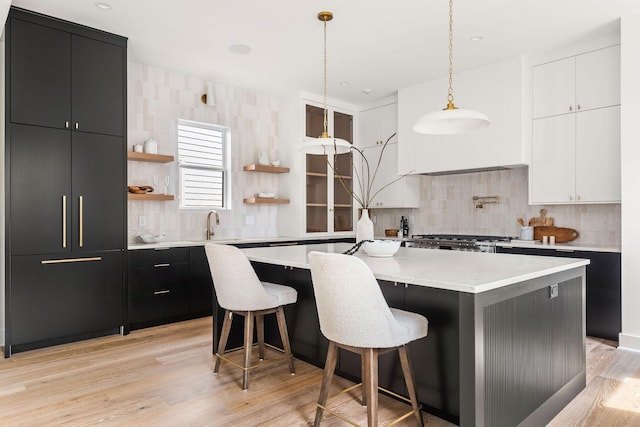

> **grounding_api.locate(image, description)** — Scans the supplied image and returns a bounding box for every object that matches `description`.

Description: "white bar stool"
[308,251,428,426]
[205,243,297,390]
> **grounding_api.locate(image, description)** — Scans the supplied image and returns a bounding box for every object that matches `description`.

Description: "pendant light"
[413,0,490,135]
[300,11,352,155]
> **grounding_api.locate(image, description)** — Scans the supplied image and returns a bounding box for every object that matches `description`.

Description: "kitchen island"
[216,243,588,426]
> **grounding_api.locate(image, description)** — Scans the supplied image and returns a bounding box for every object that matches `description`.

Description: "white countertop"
[241,243,589,294]
[497,240,621,253]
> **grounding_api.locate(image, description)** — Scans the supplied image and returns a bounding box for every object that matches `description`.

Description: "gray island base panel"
[212,243,587,426]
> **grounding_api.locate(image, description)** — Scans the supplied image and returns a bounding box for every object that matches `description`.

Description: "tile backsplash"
[128,62,620,248]
[127,61,282,243]
[372,167,621,247]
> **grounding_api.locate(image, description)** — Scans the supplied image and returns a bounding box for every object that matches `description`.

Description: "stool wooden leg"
[314,341,338,427]
[256,314,265,361]
[242,311,254,390]
[275,306,295,374]
[398,345,424,427]
[361,361,367,407]
[363,348,379,427]
[214,310,233,374]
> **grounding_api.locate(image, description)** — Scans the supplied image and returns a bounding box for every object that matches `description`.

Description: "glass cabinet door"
[304,104,353,234]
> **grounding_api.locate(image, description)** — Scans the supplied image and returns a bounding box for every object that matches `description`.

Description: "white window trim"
[177,119,232,210]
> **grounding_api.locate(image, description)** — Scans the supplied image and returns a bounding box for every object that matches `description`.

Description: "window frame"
[177,118,231,210]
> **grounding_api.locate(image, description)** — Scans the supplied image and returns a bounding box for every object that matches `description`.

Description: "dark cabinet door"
[9,18,71,129]
[71,133,124,252]
[188,247,214,316]
[9,124,71,256]
[10,251,124,349]
[71,35,125,136]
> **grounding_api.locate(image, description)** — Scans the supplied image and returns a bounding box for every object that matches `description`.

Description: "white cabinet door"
[531,115,575,204]
[532,57,575,119]
[358,102,419,208]
[576,45,621,112]
[575,106,621,202]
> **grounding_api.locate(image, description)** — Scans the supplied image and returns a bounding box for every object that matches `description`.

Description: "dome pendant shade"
[413,107,490,135]
[300,136,352,155]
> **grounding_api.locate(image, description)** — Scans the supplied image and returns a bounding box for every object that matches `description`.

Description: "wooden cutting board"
[534,226,579,243]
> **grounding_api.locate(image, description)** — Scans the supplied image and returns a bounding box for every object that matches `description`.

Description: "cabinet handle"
[153,247,171,251]
[153,290,171,295]
[154,263,171,268]
[577,195,581,201]
[79,195,84,247]
[62,195,67,248]
[269,242,299,247]
[569,105,573,112]
[75,122,79,130]
[65,121,69,129]
[569,195,573,201]
[42,256,102,265]
[577,104,581,110]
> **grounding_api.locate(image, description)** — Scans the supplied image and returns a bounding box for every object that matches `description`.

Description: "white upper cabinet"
[530,43,621,204]
[533,45,621,119]
[357,101,419,208]
[398,56,527,175]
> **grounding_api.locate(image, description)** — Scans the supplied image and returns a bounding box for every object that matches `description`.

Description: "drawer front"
[129,262,190,324]
[128,247,189,266]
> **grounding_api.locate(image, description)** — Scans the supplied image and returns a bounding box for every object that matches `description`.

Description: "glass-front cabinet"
[304,104,354,234]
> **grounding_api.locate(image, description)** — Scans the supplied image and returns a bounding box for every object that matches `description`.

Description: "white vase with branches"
[329,132,411,242]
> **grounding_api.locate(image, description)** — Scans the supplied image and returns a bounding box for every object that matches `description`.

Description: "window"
[177,119,230,209]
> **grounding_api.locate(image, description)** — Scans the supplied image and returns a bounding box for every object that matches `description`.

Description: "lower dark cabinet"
[9,251,124,353]
[496,246,621,341]
[128,248,190,329]
[188,247,214,317]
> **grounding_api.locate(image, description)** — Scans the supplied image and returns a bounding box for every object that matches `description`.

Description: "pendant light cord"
[447,0,456,109]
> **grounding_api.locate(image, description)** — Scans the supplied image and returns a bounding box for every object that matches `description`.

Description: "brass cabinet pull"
[62,195,67,248]
[79,195,84,247]
[154,263,171,268]
[41,257,102,265]
[269,242,299,247]
[75,122,79,130]
[65,121,69,129]
[153,290,170,295]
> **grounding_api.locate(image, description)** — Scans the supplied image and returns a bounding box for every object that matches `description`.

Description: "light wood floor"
[1,317,639,426]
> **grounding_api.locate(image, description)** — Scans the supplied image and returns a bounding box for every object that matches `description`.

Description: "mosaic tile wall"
[372,167,621,247]
[127,62,282,243]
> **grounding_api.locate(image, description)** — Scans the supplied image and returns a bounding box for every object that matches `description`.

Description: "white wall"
[619,13,640,351]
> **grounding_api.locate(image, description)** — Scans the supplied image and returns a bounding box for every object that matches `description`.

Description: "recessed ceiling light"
[95,2,112,10]
[340,82,350,86]
[470,35,484,42]
[362,88,373,95]
[229,44,252,55]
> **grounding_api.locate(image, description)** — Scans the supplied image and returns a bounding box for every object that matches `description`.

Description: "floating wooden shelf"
[243,164,289,173]
[244,197,290,204]
[127,152,174,163]
[128,193,175,201]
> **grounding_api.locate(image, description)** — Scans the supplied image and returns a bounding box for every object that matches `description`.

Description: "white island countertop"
[241,243,590,294]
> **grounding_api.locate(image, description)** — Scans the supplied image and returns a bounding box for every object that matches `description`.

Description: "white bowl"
[362,240,401,257]
[136,233,165,243]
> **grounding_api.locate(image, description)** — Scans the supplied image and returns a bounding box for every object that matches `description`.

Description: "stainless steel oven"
[407,234,513,253]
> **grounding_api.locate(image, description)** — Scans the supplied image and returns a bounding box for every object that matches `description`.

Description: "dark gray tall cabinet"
[4,7,128,356]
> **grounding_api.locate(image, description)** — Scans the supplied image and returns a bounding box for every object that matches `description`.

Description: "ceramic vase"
[356,209,374,243]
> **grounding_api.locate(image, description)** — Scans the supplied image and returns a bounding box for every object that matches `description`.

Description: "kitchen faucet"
[206,210,220,240]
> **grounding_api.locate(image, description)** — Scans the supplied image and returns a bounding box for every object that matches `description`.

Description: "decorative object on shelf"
[128,185,154,194]
[257,192,276,198]
[528,208,554,226]
[164,175,170,195]
[258,150,270,165]
[271,159,280,167]
[136,233,165,243]
[385,228,400,237]
[144,138,158,154]
[356,209,375,243]
[362,239,401,257]
[133,144,143,153]
[299,11,351,155]
[413,0,490,135]
[201,81,215,106]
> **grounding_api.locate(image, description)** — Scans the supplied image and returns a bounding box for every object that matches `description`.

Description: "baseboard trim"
[619,333,640,352]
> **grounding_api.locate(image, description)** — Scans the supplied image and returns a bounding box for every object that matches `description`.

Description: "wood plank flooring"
[1,317,639,426]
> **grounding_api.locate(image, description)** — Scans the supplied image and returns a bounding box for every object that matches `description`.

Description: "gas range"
[407,234,513,253]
